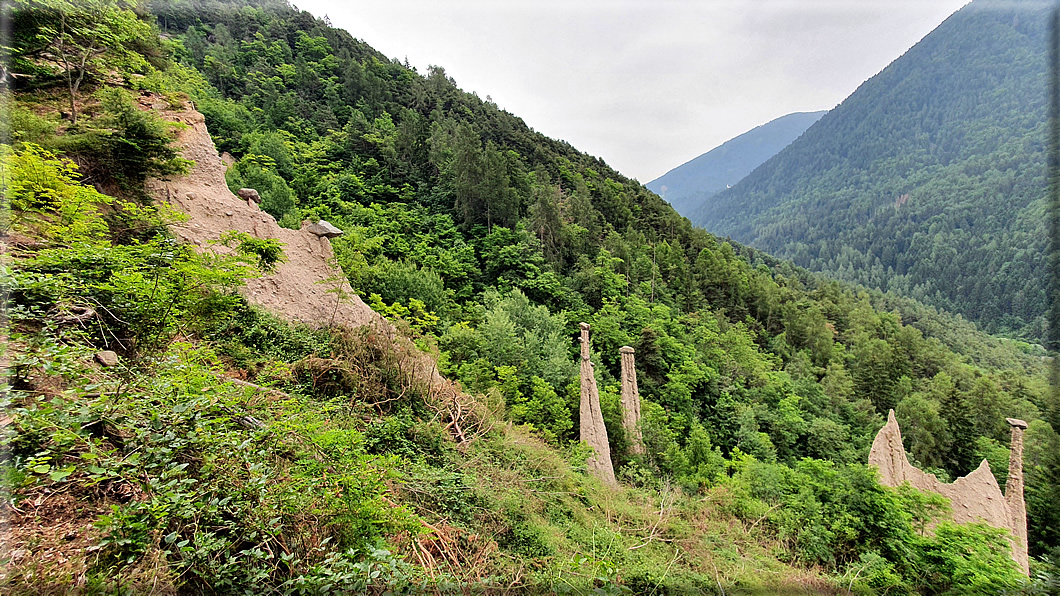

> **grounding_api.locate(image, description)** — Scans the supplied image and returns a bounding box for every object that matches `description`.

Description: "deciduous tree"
[15,0,153,125]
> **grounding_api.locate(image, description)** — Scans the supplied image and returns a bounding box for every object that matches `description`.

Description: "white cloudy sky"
[291,0,969,183]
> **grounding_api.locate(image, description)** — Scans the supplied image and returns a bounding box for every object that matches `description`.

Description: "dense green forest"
[694,0,1049,341]
[647,110,825,219]
[4,0,1060,592]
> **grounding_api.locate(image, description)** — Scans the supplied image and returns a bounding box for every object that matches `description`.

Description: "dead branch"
[629,489,676,551]
[224,377,291,400]
[747,503,781,533]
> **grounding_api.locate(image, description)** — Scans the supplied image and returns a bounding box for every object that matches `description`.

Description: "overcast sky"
[291,0,969,183]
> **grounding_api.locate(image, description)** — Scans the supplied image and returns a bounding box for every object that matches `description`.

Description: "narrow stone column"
[579,323,616,486]
[619,346,644,455]
[1005,417,1029,576]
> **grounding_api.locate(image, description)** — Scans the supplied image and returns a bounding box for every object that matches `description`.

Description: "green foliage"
[5,144,267,350]
[8,340,419,592]
[280,545,415,594]
[1025,420,1060,561]
[718,456,1024,593]
[12,0,161,124]
[367,294,440,335]
[0,142,113,239]
[22,86,193,197]
[896,391,950,470]
[225,153,296,220]
[5,3,1053,592]
[94,87,193,190]
[439,288,577,442]
[141,0,1060,582]
[918,522,1023,594]
[362,413,447,463]
[219,230,287,272]
[206,302,331,369]
[3,102,61,146]
[503,372,573,442]
[673,422,727,493]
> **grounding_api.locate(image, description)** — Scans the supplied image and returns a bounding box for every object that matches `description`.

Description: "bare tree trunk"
[57,13,81,126]
[69,53,89,125]
[66,76,77,125]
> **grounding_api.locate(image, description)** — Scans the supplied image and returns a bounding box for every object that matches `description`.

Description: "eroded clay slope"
[869,409,1028,574]
[869,410,1010,529]
[142,98,487,445]
[142,97,379,329]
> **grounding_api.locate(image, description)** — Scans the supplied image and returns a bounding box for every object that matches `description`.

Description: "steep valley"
[3,0,1059,592]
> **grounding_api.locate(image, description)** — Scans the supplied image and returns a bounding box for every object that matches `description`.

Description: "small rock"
[237,188,261,203]
[59,305,96,324]
[185,192,197,200]
[305,220,344,238]
[64,531,78,541]
[225,211,233,217]
[95,351,119,367]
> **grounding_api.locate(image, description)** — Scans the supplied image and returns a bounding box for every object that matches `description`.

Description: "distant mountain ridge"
[647,110,826,218]
[692,0,1048,339]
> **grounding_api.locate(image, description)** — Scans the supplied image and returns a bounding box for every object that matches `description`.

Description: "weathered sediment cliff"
[143,97,484,444]
[141,98,378,328]
[579,323,616,486]
[868,410,1029,574]
[619,346,643,455]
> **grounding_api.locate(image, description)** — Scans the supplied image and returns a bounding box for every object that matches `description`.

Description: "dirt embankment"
[143,97,485,443]
[141,98,379,329]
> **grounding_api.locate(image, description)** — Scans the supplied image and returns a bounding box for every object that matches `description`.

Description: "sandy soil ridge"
[143,97,486,444]
[142,98,379,329]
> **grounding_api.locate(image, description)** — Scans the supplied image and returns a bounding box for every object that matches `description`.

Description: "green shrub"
[917,522,1023,594]
[5,143,281,352]
[500,519,555,559]
[718,456,1024,591]
[52,87,192,195]
[225,153,297,219]
[362,413,448,464]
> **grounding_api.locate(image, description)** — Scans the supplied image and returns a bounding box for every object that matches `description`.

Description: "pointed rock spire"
[1005,418,1029,575]
[619,346,643,455]
[579,323,616,486]
[868,410,1029,575]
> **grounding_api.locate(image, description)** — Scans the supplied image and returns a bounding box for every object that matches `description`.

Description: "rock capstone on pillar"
[1005,417,1029,575]
[237,188,261,206]
[579,323,616,486]
[305,220,344,239]
[619,346,643,455]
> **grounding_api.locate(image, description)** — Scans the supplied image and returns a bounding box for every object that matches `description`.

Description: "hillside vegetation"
[647,111,825,219]
[3,0,1059,592]
[694,0,1049,341]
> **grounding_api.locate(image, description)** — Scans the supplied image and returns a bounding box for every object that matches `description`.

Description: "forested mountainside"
[647,111,826,219]
[693,0,1049,341]
[4,0,1060,592]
